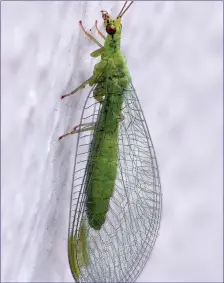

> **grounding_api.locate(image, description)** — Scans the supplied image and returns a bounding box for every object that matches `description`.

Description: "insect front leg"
[95,20,106,40]
[79,21,103,48]
[59,122,95,141]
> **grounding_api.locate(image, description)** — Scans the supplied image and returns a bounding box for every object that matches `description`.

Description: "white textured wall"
[1,1,223,282]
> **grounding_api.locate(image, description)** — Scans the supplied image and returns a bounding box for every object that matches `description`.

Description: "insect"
[59,1,162,282]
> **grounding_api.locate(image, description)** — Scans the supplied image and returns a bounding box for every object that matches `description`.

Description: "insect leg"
[90,47,104,58]
[61,76,94,99]
[59,122,95,141]
[74,122,95,132]
[95,20,106,40]
[79,21,103,48]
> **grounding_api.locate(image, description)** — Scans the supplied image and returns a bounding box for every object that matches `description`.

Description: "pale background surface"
[1,1,223,282]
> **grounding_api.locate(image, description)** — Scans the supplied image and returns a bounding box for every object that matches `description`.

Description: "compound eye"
[106,24,116,35]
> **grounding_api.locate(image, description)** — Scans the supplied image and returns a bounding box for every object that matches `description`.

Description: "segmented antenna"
[118,1,134,18]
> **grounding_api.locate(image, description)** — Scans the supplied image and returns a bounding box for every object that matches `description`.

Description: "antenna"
[118,1,134,18]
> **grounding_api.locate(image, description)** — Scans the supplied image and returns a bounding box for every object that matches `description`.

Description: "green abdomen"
[86,90,123,230]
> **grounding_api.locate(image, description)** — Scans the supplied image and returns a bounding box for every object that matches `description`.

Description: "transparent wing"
[68,80,162,283]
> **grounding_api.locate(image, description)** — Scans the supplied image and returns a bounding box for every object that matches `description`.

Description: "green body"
[66,6,135,281]
[86,18,130,230]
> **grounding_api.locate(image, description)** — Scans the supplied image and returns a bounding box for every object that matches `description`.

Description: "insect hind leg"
[59,122,95,141]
